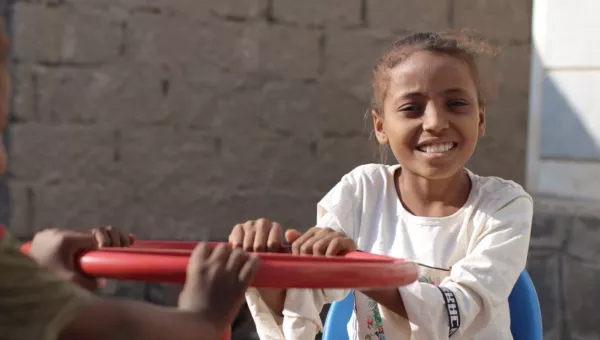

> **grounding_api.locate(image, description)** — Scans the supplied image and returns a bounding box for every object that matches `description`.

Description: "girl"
[229,31,533,340]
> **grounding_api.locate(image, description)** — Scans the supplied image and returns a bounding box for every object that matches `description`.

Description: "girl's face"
[373,50,485,180]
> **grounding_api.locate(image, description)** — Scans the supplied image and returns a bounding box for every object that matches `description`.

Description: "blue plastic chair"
[508,270,544,340]
[322,270,543,340]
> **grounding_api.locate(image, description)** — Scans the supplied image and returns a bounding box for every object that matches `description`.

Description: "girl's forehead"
[387,51,477,95]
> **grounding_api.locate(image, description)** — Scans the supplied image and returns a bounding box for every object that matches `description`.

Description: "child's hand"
[29,229,103,291]
[178,243,259,332]
[229,218,298,253]
[92,225,132,248]
[29,226,131,290]
[290,227,356,256]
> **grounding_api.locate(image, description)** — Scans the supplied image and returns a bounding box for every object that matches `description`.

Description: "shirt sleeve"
[246,177,357,340]
[381,194,533,339]
[0,233,92,340]
[316,175,360,239]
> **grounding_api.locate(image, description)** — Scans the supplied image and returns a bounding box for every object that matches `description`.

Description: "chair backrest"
[508,270,544,340]
[322,290,354,340]
[322,270,543,340]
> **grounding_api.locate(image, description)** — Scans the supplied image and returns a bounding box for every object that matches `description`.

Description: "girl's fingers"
[284,229,302,246]
[289,228,317,255]
[253,219,271,252]
[266,222,283,253]
[229,224,245,249]
[325,237,356,256]
[242,221,256,252]
[313,235,339,256]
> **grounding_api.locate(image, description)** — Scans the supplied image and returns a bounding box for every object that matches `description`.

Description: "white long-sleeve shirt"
[246,164,533,340]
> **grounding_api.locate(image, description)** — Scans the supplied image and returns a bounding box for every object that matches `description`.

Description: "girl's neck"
[395,167,471,217]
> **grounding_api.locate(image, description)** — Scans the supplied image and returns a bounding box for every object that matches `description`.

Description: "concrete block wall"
[7,0,532,240]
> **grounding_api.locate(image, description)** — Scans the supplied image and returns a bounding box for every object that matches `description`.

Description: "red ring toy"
[21,240,415,339]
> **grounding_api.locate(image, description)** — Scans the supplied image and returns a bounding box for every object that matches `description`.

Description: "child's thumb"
[284,229,302,244]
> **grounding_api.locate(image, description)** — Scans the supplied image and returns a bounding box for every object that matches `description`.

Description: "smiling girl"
[229,31,533,340]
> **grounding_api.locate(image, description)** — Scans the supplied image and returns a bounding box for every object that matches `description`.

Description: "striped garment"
[0,227,91,340]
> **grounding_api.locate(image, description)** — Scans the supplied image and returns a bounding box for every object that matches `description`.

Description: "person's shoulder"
[468,170,532,213]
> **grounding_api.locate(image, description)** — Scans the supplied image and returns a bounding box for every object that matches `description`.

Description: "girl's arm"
[370,194,533,339]
[360,289,408,318]
[246,286,349,339]
[244,176,362,340]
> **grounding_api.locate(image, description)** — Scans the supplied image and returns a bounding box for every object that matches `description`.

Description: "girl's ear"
[372,110,389,145]
[478,107,486,138]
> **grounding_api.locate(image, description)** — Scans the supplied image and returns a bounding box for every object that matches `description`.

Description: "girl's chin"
[402,162,466,181]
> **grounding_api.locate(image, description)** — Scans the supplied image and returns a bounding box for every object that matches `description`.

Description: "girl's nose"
[422,105,449,132]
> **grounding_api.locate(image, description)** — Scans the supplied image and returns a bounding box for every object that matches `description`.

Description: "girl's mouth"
[416,142,457,154]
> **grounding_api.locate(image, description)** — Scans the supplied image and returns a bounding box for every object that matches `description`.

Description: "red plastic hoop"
[21,240,413,289]
[21,240,416,340]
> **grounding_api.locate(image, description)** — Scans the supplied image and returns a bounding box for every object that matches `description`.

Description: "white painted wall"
[527,0,600,202]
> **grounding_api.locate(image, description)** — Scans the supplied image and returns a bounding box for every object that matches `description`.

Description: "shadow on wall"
[537,49,600,160]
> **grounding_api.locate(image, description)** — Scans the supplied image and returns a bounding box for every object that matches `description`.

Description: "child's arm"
[0,229,257,340]
[0,248,219,340]
[59,297,221,340]
[365,194,533,339]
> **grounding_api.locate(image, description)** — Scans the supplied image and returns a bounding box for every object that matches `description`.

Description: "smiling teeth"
[419,142,455,153]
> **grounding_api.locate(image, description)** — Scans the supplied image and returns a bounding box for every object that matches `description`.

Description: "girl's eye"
[399,104,419,111]
[448,100,468,108]
[398,104,423,118]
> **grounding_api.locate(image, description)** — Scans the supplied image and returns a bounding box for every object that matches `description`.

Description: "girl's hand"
[229,218,300,253]
[289,227,356,256]
[228,219,356,256]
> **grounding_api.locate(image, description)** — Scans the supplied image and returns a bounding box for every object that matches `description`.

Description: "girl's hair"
[370,30,500,115]
[368,30,499,163]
